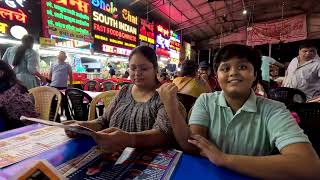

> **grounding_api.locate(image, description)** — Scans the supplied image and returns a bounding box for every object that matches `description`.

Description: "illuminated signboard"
[139,18,154,45]
[41,0,92,47]
[184,41,191,60]
[102,44,131,56]
[92,0,139,55]
[0,0,29,39]
[169,30,180,61]
[170,31,180,52]
[52,35,91,48]
[155,24,170,57]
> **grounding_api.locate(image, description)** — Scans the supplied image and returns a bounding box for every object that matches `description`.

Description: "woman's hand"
[37,74,47,83]
[62,120,87,138]
[188,134,227,167]
[93,127,132,153]
[156,83,178,106]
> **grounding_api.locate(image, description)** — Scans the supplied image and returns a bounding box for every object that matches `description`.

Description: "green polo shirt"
[189,91,310,156]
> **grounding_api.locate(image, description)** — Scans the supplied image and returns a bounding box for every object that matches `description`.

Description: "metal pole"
[269,44,272,57]
[208,48,211,64]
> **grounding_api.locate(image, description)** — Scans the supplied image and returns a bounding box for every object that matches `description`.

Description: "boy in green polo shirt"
[157,44,320,179]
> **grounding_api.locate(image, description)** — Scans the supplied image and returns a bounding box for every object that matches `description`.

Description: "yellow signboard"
[39,37,56,46]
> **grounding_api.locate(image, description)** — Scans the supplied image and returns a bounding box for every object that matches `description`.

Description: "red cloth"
[207,76,221,91]
[291,112,301,124]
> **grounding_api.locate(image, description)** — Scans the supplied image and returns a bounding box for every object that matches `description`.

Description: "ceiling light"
[242,9,247,15]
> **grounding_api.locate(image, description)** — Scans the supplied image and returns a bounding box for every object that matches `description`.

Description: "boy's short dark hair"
[299,40,317,50]
[213,44,262,86]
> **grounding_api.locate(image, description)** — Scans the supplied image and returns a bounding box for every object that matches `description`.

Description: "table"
[0,125,252,180]
[83,91,102,99]
[60,90,102,99]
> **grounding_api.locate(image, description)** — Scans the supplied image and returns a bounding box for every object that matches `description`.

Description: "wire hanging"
[169,1,171,32]
[180,11,183,44]
[280,0,285,42]
[146,0,149,22]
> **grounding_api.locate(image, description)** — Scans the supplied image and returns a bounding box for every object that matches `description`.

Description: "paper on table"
[114,147,135,165]
[20,116,96,136]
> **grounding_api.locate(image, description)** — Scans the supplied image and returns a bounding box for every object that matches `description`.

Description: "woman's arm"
[157,83,208,154]
[79,120,103,131]
[129,129,169,148]
[26,51,47,82]
[63,120,103,138]
[93,127,169,153]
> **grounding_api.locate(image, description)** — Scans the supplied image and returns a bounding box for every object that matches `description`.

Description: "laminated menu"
[20,116,96,136]
[0,126,71,168]
[57,146,182,180]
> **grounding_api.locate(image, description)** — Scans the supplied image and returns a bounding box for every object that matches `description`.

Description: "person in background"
[122,70,129,78]
[49,51,73,90]
[0,61,39,131]
[173,60,211,97]
[269,63,286,88]
[64,46,179,153]
[108,64,116,77]
[283,41,320,99]
[198,61,220,91]
[158,68,171,84]
[157,44,320,179]
[2,34,47,89]
[260,55,284,93]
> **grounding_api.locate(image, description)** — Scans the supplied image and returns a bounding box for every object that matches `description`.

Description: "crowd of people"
[0,35,320,179]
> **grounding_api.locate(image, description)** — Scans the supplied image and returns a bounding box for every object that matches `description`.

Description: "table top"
[60,90,102,99]
[83,91,103,99]
[0,125,252,180]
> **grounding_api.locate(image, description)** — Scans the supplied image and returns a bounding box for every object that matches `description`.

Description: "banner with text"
[247,14,307,46]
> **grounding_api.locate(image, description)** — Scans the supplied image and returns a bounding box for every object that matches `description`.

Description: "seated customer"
[65,46,177,153]
[0,61,39,131]
[157,44,320,179]
[173,60,211,97]
[198,61,221,91]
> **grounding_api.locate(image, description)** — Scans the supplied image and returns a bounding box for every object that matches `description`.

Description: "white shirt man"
[49,51,73,89]
[283,43,320,99]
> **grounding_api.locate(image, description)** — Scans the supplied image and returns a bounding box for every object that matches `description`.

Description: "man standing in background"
[108,64,116,77]
[49,51,73,90]
[283,41,320,99]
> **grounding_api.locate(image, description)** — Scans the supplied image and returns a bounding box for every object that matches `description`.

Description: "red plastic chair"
[101,81,116,91]
[83,80,100,92]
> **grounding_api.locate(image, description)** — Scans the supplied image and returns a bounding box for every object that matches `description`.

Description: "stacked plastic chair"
[268,87,307,106]
[288,102,320,155]
[65,88,92,121]
[83,80,100,91]
[29,86,62,121]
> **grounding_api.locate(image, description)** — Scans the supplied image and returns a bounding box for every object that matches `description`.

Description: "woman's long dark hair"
[0,61,28,93]
[12,35,34,67]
